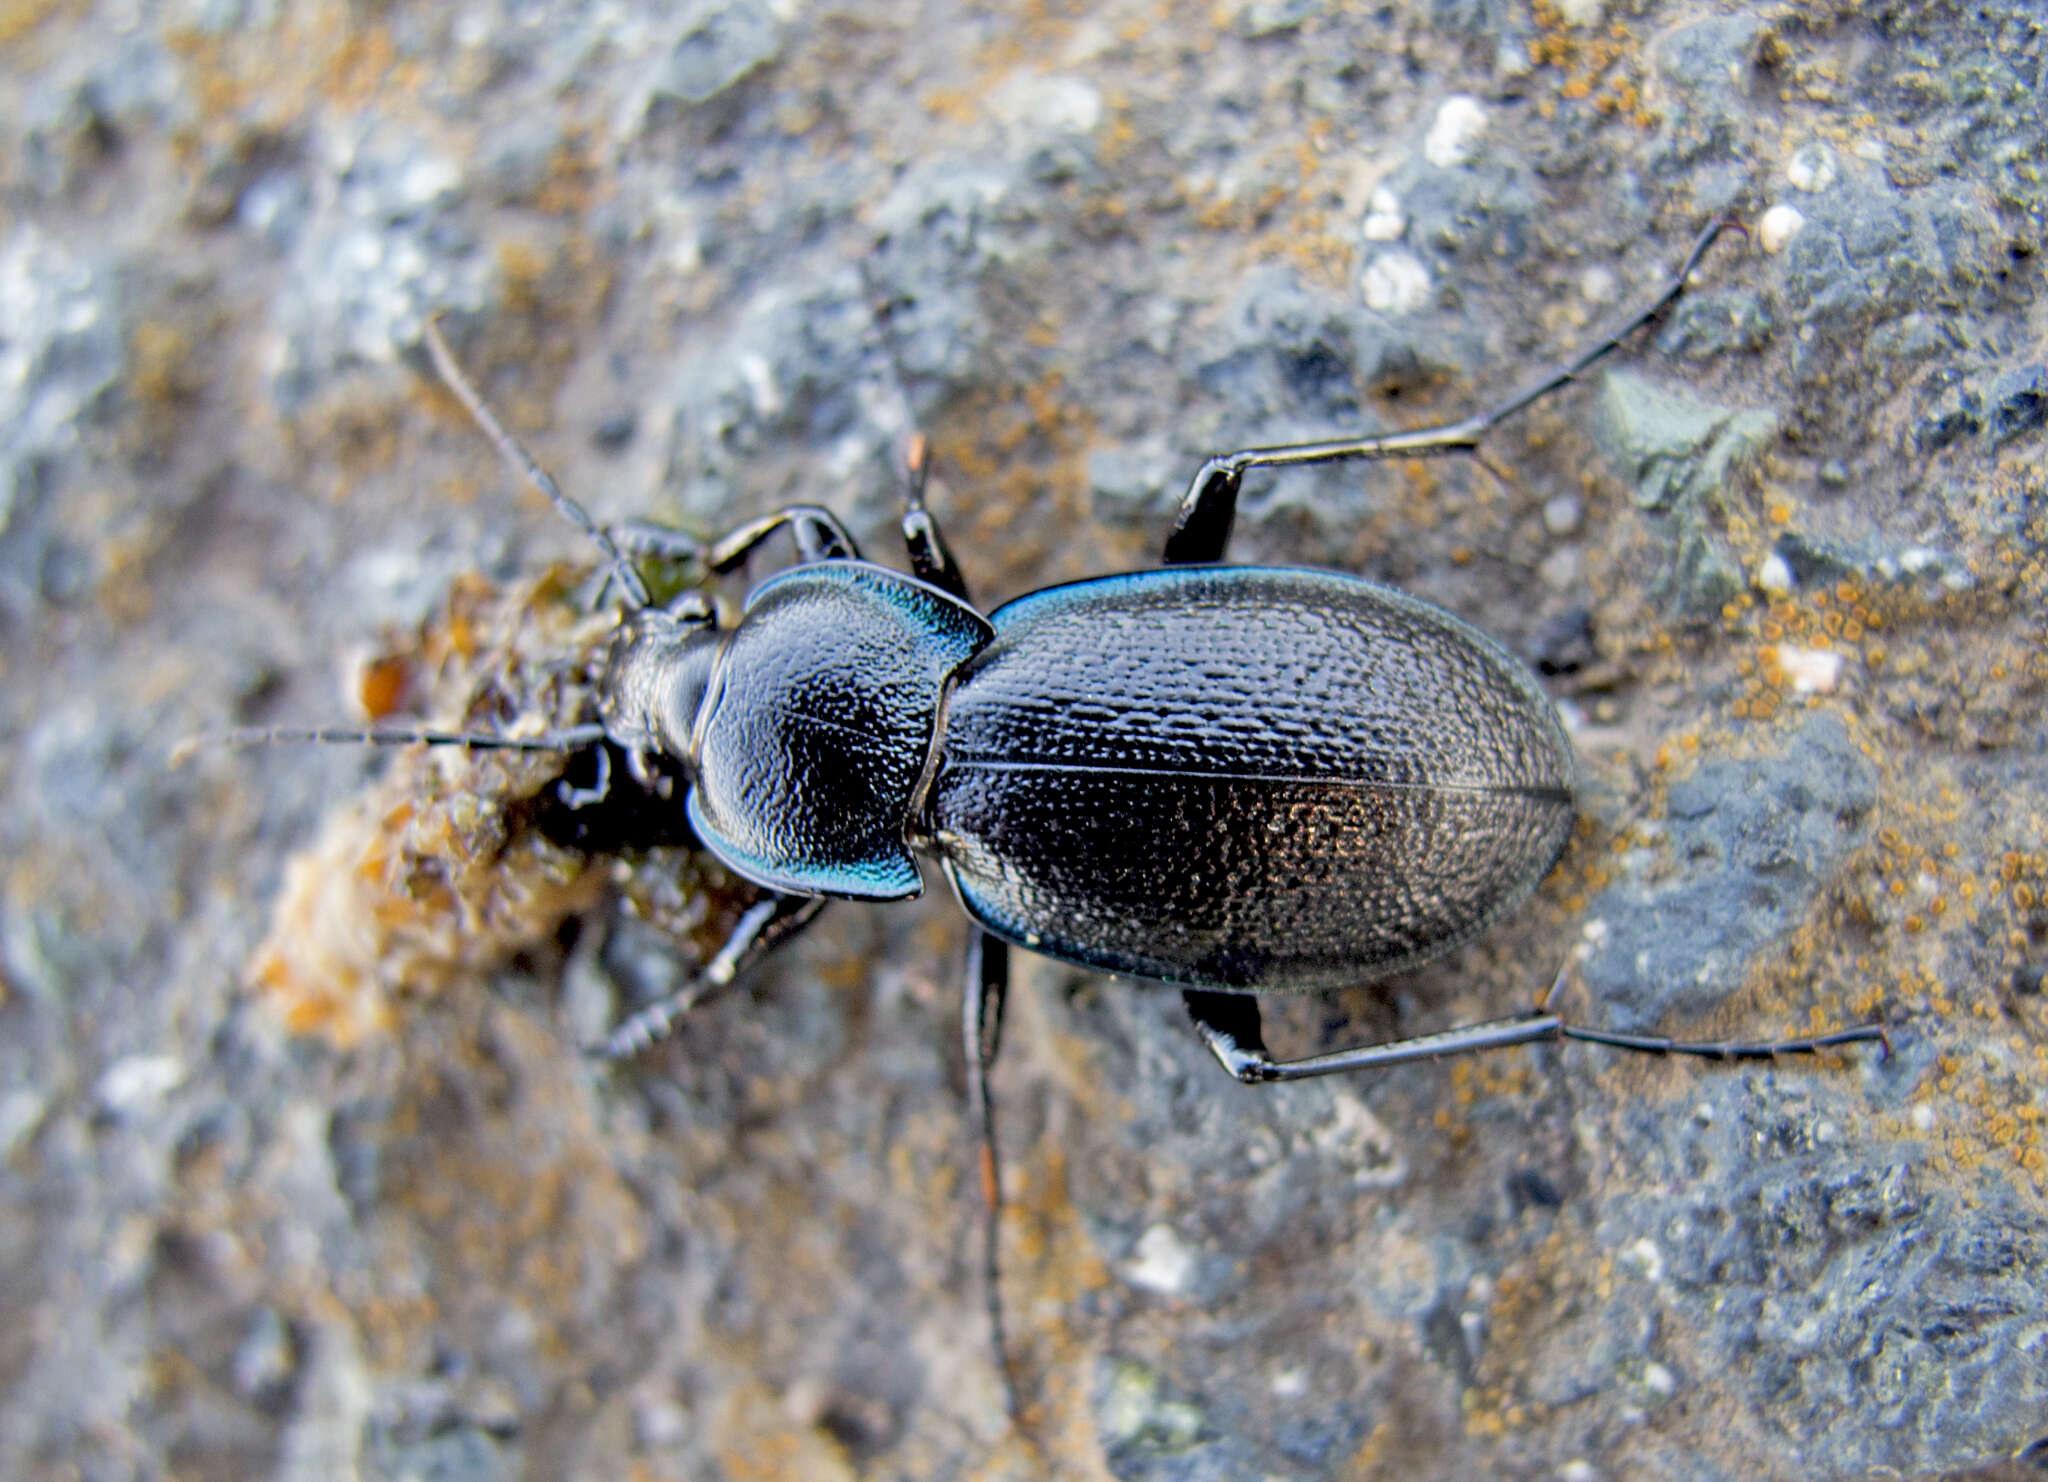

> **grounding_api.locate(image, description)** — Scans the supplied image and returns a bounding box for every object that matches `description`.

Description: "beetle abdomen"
[923,566,1574,990]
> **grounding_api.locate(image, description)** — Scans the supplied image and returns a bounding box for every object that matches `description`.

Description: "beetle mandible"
[236,219,1887,1414]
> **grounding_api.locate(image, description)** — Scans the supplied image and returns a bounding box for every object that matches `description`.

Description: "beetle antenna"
[172,721,608,765]
[422,318,652,611]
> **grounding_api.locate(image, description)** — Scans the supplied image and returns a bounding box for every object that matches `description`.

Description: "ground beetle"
[233,220,1887,1414]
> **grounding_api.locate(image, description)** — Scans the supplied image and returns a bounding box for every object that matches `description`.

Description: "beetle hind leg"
[1183,988,1888,1085]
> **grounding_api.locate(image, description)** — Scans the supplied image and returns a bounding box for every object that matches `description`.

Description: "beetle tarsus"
[556,744,612,809]
[1184,990,1280,1083]
[1557,1019,1893,1061]
[1183,1007,1891,1086]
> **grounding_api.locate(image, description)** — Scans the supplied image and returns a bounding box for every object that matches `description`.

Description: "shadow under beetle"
[238,220,1887,1417]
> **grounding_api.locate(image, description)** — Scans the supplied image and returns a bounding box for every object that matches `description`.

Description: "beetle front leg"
[897,436,976,604]
[593,893,827,1058]
[703,505,863,571]
[608,519,708,562]
[605,506,865,576]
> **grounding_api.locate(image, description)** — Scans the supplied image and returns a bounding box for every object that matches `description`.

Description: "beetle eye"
[668,591,716,627]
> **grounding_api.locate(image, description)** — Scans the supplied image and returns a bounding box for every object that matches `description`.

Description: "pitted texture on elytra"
[927,567,1575,988]
[691,561,991,899]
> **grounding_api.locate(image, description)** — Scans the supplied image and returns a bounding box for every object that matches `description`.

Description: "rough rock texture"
[2,2,2044,1480]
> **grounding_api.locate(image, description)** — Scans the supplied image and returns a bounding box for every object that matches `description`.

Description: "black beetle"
[232,220,1886,1413]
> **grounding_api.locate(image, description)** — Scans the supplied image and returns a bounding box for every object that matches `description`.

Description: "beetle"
[233,219,1886,1414]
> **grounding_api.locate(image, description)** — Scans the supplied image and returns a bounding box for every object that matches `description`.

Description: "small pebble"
[1621,1237,1665,1282]
[1542,493,1583,536]
[1121,1224,1197,1295]
[1362,250,1431,315]
[1775,645,1843,695]
[1424,95,1488,169]
[1787,141,1837,193]
[1758,204,1805,255]
[635,1398,690,1449]
[95,1054,186,1116]
[1268,1367,1309,1398]
[1756,550,1794,594]
[1361,185,1405,242]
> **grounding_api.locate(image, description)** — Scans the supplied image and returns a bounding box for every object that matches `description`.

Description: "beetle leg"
[897,435,978,604]
[1184,991,1887,1084]
[702,505,863,572]
[591,893,828,1059]
[608,519,706,561]
[1162,219,1738,564]
[962,930,1024,1422]
[1182,990,1275,1082]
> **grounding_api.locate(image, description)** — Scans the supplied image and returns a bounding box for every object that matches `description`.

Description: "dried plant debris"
[247,564,756,1047]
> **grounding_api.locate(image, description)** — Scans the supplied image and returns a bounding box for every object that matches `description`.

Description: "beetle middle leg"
[864,387,1033,1421]
[595,893,828,1058]
[1160,219,1737,565]
[961,928,1025,1422]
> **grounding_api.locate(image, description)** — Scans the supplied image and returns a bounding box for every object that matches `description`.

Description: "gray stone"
[1578,714,1877,1031]
[1774,171,2002,333]
[0,229,122,535]
[1594,367,1776,611]
[1651,15,1763,167]
[641,0,783,116]
[268,125,487,416]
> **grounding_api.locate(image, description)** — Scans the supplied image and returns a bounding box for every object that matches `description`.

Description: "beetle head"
[597,593,722,795]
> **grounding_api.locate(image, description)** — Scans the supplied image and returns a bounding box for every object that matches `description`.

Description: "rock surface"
[2,2,2044,1480]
